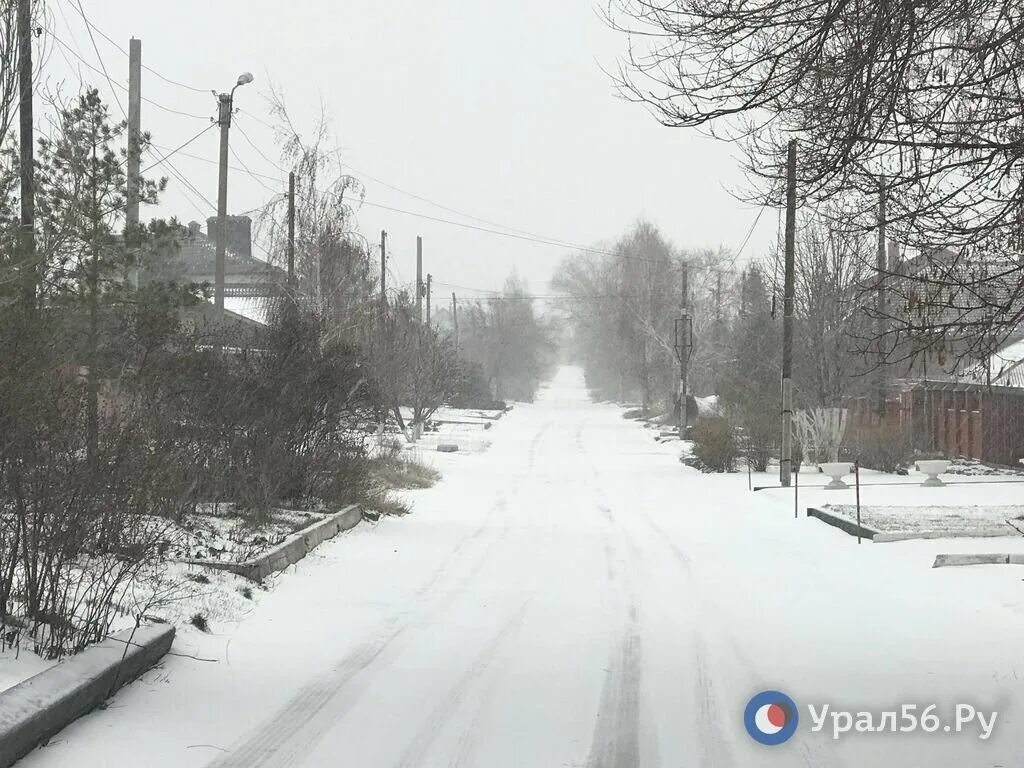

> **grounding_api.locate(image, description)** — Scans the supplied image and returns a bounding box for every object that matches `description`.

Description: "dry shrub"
[692,416,738,472]
[847,422,912,474]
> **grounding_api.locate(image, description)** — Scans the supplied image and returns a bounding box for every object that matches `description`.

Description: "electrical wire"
[65,1,209,94]
[232,119,286,176]
[229,143,282,196]
[46,30,211,120]
[74,0,125,118]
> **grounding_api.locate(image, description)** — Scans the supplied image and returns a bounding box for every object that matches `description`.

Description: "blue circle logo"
[744,690,799,745]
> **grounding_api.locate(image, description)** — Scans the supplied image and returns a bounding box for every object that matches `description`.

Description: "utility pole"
[212,72,253,320]
[287,171,296,289]
[214,93,232,319]
[425,273,432,326]
[876,180,887,419]
[126,38,141,288]
[379,229,387,311]
[17,0,34,310]
[678,259,690,440]
[452,292,459,356]
[416,236,423,322]
[780,139,797,488]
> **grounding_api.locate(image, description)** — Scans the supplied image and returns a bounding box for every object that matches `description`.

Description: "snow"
[822,504,1021,536]
[16,367,1024,767]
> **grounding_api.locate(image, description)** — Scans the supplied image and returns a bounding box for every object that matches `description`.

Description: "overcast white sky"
[44,0,775,298]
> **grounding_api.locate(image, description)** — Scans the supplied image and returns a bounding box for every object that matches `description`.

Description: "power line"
[233,119,286,176]
[74,0,125,118]
[46,29,211,120]
[340,159,570,244]
[65,2,209,94]
[150,142,282,182]
[237,107,277,132]
[229,142,282,196]
[141,123,216,176]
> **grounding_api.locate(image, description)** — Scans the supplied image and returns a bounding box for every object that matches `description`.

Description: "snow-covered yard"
[822,503,1023,537]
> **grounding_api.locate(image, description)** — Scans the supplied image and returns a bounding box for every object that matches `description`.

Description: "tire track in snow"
[574,412,650,768]
[639,508,847,768]
[207,419,555,768]
[582,497,647,768]
[586,600,644,768]
[390,600,531,768]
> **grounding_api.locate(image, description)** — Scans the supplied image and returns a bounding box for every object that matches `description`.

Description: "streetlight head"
[236,72,254,87]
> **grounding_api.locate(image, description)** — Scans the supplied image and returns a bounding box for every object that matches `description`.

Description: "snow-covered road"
[21,367,1024,767]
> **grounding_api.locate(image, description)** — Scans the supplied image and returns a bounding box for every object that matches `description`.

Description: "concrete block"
[183,504,363,581]
[932,553,1016,568]
[0,624,174,768]
[806,507,880,540]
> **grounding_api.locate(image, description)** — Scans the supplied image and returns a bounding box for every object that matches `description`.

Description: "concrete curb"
[875,529,1013,543]
[933,553,1024,568]
[182,504,364,581]
[0,624,174,768]
[806,507,880,540]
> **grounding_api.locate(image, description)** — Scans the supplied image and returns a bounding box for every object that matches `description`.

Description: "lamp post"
[214,72,253,321]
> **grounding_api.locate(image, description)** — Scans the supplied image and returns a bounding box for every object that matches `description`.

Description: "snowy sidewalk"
[17,367,1024,768]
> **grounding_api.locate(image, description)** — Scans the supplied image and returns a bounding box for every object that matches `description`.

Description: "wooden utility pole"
[425,273,432,326]
[876,180,887,419]
[379,229,387,310]
[214,93,232,319]
[415,236,423,322]
[678,259,690,439]
[452,292,459,355]
[17,0,35,309]
[780,139,797,488]
[126,38,141,288]
[287,171,296,288]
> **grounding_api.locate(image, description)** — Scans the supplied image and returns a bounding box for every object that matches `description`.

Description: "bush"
[737,409,777,472]
[848,423,912,474]
[692,417,737,472]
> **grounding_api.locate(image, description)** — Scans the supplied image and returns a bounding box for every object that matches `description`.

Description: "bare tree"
[608,0,1024,362]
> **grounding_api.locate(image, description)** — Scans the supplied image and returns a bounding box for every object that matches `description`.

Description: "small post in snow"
[794,464,799,518]
[748,457,752,491]
[854,458,862,544]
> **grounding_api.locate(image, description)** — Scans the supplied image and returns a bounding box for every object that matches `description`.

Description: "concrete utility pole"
[678,259,690,440]
[416,236,423,322]
[780,139,797,488]
[126,39,141,239]
[287,171,296,288]
[379,229,387,311]
[876,180,887,419]
[425,273,432,326]
[17,0,34,309]
[452,292,459,355]
[213,72,253,320]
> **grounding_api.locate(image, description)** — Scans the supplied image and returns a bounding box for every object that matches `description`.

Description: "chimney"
[887,240,900,274]
[207,215,253,260]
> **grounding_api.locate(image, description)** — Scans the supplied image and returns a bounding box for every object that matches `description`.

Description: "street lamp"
[214,72,254,321]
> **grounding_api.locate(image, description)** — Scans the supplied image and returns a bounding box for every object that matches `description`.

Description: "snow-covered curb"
[180,504,365,581]
[933,553,1024,568]
[875,529,1013,543]
[806,507,881,540]
[0,624,174,768]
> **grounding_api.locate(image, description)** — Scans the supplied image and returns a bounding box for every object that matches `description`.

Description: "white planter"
[916,459,951,487]
[818,462,853,490]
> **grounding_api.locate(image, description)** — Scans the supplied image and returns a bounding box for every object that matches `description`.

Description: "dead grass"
[370,456,440,490]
